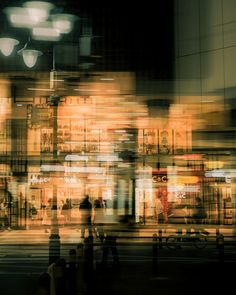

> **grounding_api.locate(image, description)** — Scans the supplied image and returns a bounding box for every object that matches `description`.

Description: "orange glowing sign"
[174,154,206,161]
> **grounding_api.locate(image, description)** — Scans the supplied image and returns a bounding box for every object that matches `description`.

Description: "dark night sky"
[0,0,174,78]
[81,1,175,78]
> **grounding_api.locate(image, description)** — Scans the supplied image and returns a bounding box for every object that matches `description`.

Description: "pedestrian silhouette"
[192,197,206,224]
[61,198,71,225]
[79,195,92,238]
[100,230,119,269]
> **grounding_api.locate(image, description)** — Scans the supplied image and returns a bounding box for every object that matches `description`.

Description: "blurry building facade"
[0,0,235,229]
[173,0,236,226]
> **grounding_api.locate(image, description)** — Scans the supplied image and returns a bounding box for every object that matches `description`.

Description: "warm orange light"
[205,161,224,169]
[174,154,206,161]
[169,176,199,184]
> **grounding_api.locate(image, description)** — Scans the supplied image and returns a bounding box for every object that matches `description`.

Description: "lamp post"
[48,94,61,265]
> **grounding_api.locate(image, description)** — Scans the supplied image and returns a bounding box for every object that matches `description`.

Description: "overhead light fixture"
[18,48,42,68]
[1,2,80,68]
[23,1,55,24]
[52,13,78,34]
[4,2,55,28]
[32,22,61,41]
[0,37,19,56]
[17,36,42,68]
[3,7,31,28]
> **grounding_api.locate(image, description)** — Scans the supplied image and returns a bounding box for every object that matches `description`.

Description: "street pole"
[49,95,61,265]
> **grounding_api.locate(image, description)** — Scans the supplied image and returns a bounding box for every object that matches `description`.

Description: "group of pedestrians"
[79,195,106,239]
[155,193,207,225]
[41,195,107,236]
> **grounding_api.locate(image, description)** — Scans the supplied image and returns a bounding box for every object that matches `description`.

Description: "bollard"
[68,249,77,295]
[186,228,191,235]
[216,229,221,249]
[110,235,119,269]
[177,228,182,244]
[152,233,158,274]
[177,228,182,235]
[69,248,77,264]
[48,258,66,295]
[84,236,94,294]
[37,272,51,295]
[47,262,56,295]
[76,242,84,265]
[100,232,119,269]
[76,243,85,295]
[54,258,67,295]
[49,234,60,266]
[158,229,163,249]
[217,234,224,263]
[84,236,94,267]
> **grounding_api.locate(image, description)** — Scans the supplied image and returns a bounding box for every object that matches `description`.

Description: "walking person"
[192,197,206,224]
[61,199,71,225]
[192,197,208,235]
[42,199,52,233]
[93,197,104,239]
[155,194,164,224]
[29,203,38,227]
[0,199,10,230]
[79,195,93,238]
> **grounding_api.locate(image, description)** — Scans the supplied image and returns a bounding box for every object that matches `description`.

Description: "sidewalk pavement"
[0,223,235,295]
[0,222,235,245]
[94,258,235,295]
